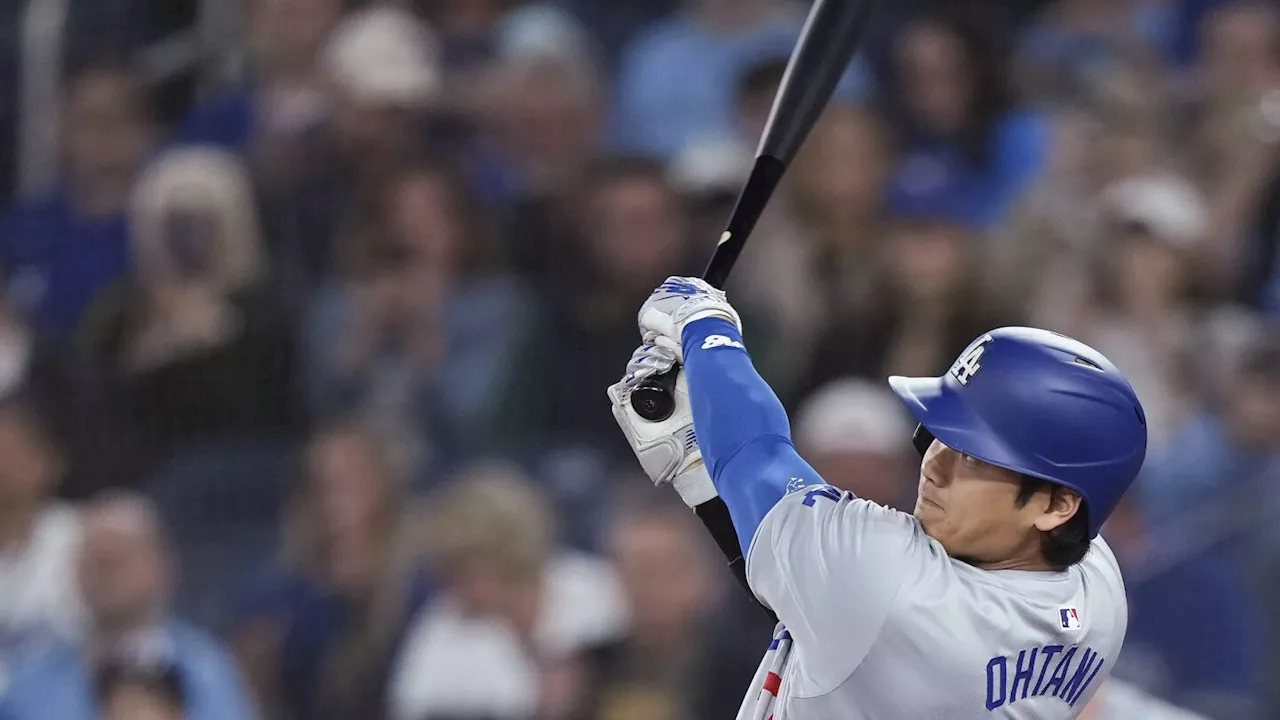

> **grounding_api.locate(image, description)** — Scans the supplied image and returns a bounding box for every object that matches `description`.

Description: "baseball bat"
[629,0,877,615]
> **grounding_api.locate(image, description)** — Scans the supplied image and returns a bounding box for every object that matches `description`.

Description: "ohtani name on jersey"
[984,644,1106,711]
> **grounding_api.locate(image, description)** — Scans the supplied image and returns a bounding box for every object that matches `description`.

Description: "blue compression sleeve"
[681,317,822,556]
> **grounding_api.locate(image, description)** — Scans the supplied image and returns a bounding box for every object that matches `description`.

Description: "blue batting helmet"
[888,327,1147,537]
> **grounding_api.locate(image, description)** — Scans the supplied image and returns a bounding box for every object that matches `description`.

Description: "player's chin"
[913,500,941,528]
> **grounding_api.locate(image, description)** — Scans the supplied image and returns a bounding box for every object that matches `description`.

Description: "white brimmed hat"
[323,5,442,109]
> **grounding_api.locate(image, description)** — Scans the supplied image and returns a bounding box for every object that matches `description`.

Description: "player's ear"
[1033,488,1081,533]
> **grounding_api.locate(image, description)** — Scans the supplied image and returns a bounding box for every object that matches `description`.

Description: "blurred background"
[0,0,1278,718]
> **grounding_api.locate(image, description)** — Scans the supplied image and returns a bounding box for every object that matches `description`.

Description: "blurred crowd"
[0,0,1278,718]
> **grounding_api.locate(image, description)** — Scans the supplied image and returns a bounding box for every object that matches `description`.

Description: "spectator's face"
[498,61,602,186]
[1092,115,1161,187]
[333,99,422,169]
[612,515,712,633]
[590,176,685,286]
[1106,228,1184,312]
[102,684,183,720]
[914,441,1078,565]
[248,0,341,70]
[387,172,459,272]
[792,108,891,225]
[0,409,59,508]
[884,220,969,303]
[897,23,971,136]
[63,71,152,185]
[1201,4,1280,98]
[78,504,170,629]
[304,432,389,592]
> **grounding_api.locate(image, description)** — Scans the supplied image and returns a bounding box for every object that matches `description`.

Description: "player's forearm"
[682,317,801,551]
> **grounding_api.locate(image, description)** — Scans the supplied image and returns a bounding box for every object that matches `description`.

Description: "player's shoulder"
[1080,534,1125,587]
[772,479,916,525]
[758,479,941,557]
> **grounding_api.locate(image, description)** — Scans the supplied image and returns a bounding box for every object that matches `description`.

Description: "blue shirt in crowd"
[611,11,869,160]
[175,91,257,150]
[890,110,1049,231]
[0,621,257,720]
[0,190,130,344]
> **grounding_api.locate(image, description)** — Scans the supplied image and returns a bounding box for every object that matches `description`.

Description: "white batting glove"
[607,342,718,509]
[637,277,742,350]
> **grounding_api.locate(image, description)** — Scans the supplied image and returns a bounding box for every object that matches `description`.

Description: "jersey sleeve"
[745,482,939,696]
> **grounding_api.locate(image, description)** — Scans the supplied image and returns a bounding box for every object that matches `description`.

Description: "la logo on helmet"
[950,334,994,386]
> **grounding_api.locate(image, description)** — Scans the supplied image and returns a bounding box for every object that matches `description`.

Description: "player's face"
[913,440,1048,568]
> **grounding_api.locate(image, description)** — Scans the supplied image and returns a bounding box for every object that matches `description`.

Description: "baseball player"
[607,277,1148,719]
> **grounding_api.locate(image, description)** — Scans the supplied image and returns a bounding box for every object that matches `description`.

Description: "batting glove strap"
[607,359,718,509]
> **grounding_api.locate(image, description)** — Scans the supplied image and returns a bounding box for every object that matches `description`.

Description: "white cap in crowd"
[323,4,442,109]
[794,378,915,458]
[1101,173,1208,249]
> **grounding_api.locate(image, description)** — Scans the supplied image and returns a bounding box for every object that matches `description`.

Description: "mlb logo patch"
[1059,607,1082,631]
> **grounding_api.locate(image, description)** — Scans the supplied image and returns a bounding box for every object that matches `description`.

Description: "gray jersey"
[744,485,1128,720]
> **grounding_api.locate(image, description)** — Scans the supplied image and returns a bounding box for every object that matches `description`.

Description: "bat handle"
[629,366,679,422]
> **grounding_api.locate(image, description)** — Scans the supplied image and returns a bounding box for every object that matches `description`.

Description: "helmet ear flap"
[912,424,934,457]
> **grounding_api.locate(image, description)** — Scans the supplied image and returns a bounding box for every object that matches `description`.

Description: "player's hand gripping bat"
[628,0,877,613]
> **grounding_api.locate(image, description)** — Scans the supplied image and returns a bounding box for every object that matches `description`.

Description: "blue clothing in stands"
[681,316,820,555]
[893,110,1049,230]
[0,620,257,720]
[175,91,257,150]
[0,190,130,343]
[611,12,870,159]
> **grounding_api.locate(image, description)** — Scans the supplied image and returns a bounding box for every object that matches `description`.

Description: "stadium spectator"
[228,422,425,720]
[80,147,296,464]
[0,292,139,499]
[1014,0,1174,103]
[485,15,609,285]
[582,497,763,720]
[1187,0,1280,296]
[728,103,896,392]
[390,463,624,720]
[792,379,917,511]
[176,0,341,155]
[797,158,1018,400]
[0,61,155,345]
[611,0,808,159]
[0,492,255,720]
[259,3,445,310]
[0,397,82,693]
[883,7,1049,229]
[1075,173,1208,451]
[990,63,1176,330]
[535,156,695,455]
[307,158,534,471]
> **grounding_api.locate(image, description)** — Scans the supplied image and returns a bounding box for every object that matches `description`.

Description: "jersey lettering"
[702,334,745,350]
[950,333,994,386]
[985,644,1105,711]
[802,486,844,507]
